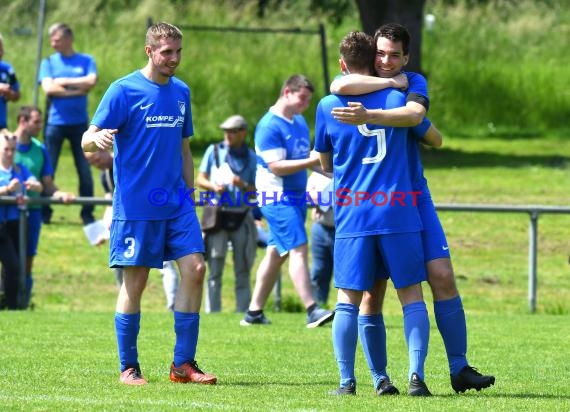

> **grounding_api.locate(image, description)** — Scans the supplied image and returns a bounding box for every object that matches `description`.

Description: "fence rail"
[2,196,569,312]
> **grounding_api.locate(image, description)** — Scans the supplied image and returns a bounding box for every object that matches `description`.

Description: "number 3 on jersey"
[123,237,136,258]
[358,125,386,165]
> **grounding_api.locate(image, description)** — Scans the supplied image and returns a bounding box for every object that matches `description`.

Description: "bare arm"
[53,73,97,92]
[319,152,333,174]
[0,84,20,101]
[420,124,443,148]
[181,139,196,203]
[41,175,75,202]
[330,73,408,95]
[41,78,89,97]
[332,100,426,127]
[268,152,320,176]
[82,125,117,152]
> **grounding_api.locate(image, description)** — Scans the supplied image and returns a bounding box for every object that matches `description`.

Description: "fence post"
[318,23,330,96]
[18,206,28,309]
[528,211,539,313]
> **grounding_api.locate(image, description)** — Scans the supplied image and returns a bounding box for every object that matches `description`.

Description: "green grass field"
[0,134,568,410]
[0,312,568,411]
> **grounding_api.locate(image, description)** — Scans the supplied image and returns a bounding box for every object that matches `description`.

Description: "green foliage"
[1,0,567,142]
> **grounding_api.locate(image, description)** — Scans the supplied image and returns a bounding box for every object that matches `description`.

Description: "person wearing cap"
[196,114,257,313]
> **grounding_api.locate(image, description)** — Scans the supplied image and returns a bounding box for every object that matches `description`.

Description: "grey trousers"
[204,214,257,313]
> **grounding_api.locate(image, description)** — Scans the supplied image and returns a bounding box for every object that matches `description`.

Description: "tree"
[355,0,426,74]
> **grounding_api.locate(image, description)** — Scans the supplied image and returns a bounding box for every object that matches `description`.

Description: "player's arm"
[421,124,443,148]
[181,138,197,203]
[267,151,320,176]
[318,152,333,174]
[330,73,407,95]
[82,125,116,152]
[332,100,425,127]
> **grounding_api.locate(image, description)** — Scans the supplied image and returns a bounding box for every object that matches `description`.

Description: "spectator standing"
[0,34,21,130]
[14,106,75,308]
[39,23,96,225]
[196,114,257,313]
[0,133,42,309]
[306,170,335,306]
[82,22,216,386]
[240,74,333,328]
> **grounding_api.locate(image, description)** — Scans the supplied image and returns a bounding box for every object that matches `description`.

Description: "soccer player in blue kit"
[315,31,432,397]
[331,23,495,394]
[82,22,216,386]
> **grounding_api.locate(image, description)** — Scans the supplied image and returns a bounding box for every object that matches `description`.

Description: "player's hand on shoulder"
[392,73,408,90]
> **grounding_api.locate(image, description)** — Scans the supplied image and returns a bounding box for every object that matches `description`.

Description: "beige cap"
[219,115,247,130]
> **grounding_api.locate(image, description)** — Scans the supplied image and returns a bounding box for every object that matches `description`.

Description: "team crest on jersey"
[178,101,186,115]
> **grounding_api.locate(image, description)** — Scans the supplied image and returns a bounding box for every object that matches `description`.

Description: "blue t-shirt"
[254,108,311,204]
[0,60,20,129]
[0,163,35,222]
[38,52,97,125]
[199,142,256,206]
[314,89,422,238]
[90,70,194,220]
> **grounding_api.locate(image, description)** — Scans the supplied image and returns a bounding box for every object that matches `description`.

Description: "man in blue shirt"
[240,75,334,328]
[39,23,96,225]
[0,34,21,130]
[315,30,431,397]
[82,22,216,386]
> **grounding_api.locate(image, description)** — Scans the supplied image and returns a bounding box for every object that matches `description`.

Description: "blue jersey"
[254,109,311,204]
[38,52,97,125]
[0,60,20,129]
[91,70,194,220]
[314,89,422,238]
[0,163,35,222]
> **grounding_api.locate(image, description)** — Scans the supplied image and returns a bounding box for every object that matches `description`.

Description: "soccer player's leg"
[359,279,399,396]
[330,236,376,395]
[420,194,495,392]
[380,232,431,396]
[110,219,163,385]
[165,211,216,384]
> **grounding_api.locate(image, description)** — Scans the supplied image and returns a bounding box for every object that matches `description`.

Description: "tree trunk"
[355,0,426,74]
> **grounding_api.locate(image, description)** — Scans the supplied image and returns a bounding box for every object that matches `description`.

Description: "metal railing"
[2,196,569,312]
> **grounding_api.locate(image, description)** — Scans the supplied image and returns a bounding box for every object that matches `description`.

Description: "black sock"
[248,309,263,317]
[306,303,318,315]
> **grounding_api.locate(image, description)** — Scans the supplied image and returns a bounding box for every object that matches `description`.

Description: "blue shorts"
[109,211,204,269]
[334,232,426,291]
[261,201,307,256]
[417,187,451,261]
[27,209,43,257]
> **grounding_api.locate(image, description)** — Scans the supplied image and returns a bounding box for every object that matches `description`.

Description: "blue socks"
[402,301,430,381]
[332,302,359,387]
[115,312,141,372]
[434,296,468,375]
[358,314,389,389]
[173,311,200,367]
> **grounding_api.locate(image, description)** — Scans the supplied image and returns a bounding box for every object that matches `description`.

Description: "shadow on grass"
[420,147,569,170]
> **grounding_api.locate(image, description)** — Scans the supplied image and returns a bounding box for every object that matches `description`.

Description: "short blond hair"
[145,22,183,48]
